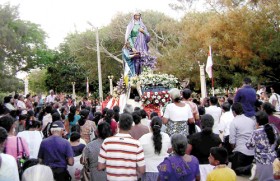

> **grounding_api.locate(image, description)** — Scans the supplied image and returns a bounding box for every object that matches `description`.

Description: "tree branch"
[99,43,123,64]
[150,29,165,41]
[85,43,123,64]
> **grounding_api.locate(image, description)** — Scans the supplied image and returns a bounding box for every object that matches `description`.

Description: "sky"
[3,0,184,49]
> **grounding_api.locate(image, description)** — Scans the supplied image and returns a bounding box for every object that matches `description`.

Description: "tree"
[0,4,50,92]
[0,4,49,73]
[0,77,24,93]
[28,69,48,94]
[45,44,87,94]
[164,0,280,89]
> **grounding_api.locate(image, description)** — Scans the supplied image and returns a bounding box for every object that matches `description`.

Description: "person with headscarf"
[125,12,150,75]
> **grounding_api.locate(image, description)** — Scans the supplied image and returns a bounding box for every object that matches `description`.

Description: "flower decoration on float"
[130,67,179,89]
[141,91,171,107]
[112,76,126,98]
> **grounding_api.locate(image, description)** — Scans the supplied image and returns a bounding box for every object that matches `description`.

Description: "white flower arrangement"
[129,68,179,89]
[141,91,171,106]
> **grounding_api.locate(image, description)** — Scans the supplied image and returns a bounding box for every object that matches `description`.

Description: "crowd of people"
[0,77,280,181]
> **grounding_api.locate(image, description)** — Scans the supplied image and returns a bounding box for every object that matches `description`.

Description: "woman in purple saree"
[157,134,200,181]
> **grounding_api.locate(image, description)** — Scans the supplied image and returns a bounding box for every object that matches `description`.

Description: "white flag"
[206,46,213,78]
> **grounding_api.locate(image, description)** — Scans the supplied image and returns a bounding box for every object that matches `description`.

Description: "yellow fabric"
[206,167,236,181]
[124,74,129,86]
[123,61,130,86]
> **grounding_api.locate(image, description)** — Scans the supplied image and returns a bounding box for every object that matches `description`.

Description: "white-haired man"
[38,121,74,181]
[46,90,56,103]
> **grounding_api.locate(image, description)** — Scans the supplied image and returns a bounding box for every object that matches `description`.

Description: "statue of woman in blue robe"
[122,42,137,77]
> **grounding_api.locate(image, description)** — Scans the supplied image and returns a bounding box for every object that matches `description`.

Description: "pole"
[108,75,114,95]
[212,77,215,96]
[110,78,113,95]
[24,77,29,95]
[199,63,207,99]
[86,77,89,97]
[96,27,103,102]
[72,82,76,100]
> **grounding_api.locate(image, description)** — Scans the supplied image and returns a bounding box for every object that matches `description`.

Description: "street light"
[108,75,114,95]
[197,61,207,99]
[87,21,103,102]
[23,76,29,96]
[71,82,76,100]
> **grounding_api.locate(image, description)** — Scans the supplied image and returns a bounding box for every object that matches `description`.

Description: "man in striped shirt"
[98,113,145,181]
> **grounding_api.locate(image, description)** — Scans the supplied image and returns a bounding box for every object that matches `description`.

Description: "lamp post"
[87,21,103,102]
[198,61,207,99]
[108,75,114,95]
[71,82,76,100]
[24,76,29,96]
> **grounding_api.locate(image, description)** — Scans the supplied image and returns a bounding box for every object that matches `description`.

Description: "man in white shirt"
[46,90,56,104]
[218,102,234,154]
[42,105,53,130]
[4,96,15,111]
[205,96,222,134]
[219,102,234,139]
[269,86,280,112]
[17,95,27,115]
[140,109,151,128]
[133,96,143,109]
[229,102,255,175]
[18,121,43,158]
[256,85,265,96]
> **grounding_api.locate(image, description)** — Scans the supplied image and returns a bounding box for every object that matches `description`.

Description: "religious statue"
[122,42,137,77]
[125,12,151,75]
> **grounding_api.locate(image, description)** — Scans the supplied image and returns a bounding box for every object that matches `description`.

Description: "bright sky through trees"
[3,0,183,49]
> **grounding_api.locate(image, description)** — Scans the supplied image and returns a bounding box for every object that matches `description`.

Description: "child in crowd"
[68,132,85,181]
[70,132,85,157]
[206,147,236,181]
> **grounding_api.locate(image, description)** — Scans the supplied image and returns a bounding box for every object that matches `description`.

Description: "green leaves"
[0,4,49,92]
[0,4,48,74]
